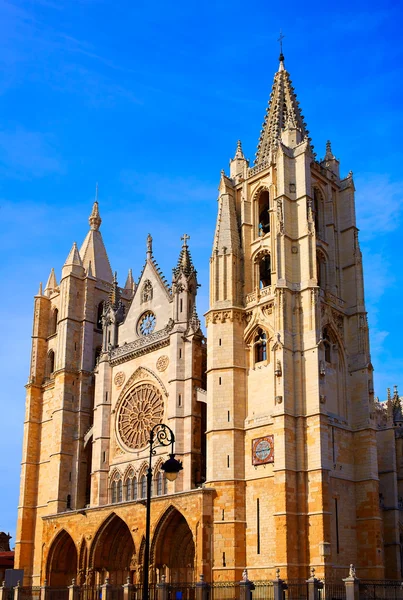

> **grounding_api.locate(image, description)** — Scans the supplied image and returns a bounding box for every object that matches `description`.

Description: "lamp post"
[142,423,182,600]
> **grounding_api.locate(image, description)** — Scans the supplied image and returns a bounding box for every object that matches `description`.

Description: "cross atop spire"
[181,233,190,247]
[278,29,285,64]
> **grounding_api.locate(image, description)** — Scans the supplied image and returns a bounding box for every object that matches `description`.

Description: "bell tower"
[206,53,382,580]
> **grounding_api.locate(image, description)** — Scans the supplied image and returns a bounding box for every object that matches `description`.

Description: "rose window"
[138,311,156,336]
[117,383,164,450]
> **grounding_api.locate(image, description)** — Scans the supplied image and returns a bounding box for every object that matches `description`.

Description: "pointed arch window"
[254,329,267,363]
[96,301,104,330]
[117,479,123,503]
[259,255,271,289]
[132,477,138,500]
[316,252,327,289]
[111,472,122,503]
[126,475,133,501]
[258,191,270,237]
[111,480,117,504]
[157,471,166,496]
[45,350,55,379]
[140,475,147,498]
[49,308,58,336]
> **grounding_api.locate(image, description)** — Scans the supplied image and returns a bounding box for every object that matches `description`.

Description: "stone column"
[68,579,81,600]
[0,582,8,600]
[123,577,134,600]
[13,581,22,600]
[101,578,111,600]
[306,569,323,600]
[272,569,287,600]
[156,575,167,600]
[41,580,50,600]
[195,575,209,600]
[343,565,360,600]
[239,570,254,600]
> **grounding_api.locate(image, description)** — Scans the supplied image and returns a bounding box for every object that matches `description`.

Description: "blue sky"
[1,0,402,544]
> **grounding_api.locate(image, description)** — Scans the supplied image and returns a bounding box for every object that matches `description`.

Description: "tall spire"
[254,55,311,166]
[44,268,58,296]
[173,234,196,278]
[79,195,113,283]
[234,140,244,159]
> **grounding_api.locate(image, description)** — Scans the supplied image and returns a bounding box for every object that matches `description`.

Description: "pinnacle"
[146,234,153,259]
[64,242,83,267]
[44,268,58,295]
[89,197,102,232]
[325,140,335,160]
[173,235,196,278]
[254,59,311,165]
[124,268,135,291]
[234,140,245,159]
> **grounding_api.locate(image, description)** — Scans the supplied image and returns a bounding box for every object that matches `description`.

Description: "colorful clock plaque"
[252,435,274,465]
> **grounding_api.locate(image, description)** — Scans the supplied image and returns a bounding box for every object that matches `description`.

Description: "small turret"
[44,268,58,296]
[101,272,125,350]
[122,268,136,299]
[172,234,198,324]
[62,242,85,278]
[229,140,248,180]
[321,140,340,178]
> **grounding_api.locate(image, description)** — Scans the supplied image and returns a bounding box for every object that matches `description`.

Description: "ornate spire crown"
[254,51,312,166]
[89,185,102,231]
[173,234,196,278]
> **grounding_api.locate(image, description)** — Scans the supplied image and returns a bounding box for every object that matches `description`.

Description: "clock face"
[139,311,156,336]
[252,436,274,465]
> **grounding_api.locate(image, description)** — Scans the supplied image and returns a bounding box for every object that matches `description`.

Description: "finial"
[181,233,190,247]
[394,385,399,398]
[310,567,315,578]
[113,271,117,284]
[349,564,356,578]
[234,140,245,159]
[387,387,391,401]
[89,188,102,231]
[146,233,153,258]
[38,282,43,296]
[278,30,285,66]
[275,568,281,580]
[325,140,335,160]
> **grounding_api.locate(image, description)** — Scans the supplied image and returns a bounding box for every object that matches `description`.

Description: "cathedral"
[15,53,403,587]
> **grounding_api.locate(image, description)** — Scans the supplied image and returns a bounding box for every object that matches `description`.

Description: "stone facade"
[14,54,401,586]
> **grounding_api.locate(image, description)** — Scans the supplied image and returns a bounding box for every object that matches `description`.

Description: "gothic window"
[132,477,138,500]
[96,301,104,330]
[111,472,122,503]
[45,350,55,378]
[259,255,271,289]
[254,329,267,363]
[157,471,165,496]
[126,473,133,501]
[117,479,123,503]
[111,480,117,503]
[141,475,147,498]
[323,328,332,364]
[116,383,164,450]
[258,191,270,237]
[49,308,58,336]
[141,280,153,303]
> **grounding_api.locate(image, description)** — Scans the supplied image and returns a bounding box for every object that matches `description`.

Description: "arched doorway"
[151,507,195,583]
[89,513,136,585]
[46,530,78,586]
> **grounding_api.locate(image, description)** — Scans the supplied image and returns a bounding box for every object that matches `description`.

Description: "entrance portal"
[151,507,195,583]
[90,513,136,585]
[46,530,78,586]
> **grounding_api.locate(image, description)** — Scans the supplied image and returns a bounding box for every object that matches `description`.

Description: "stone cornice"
[109,319,175,365]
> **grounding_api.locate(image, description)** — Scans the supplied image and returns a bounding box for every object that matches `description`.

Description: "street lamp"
[142,423,182,600]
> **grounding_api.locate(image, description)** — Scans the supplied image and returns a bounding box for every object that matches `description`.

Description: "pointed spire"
[64,242,83,267]
[108,271,120,308]
[146,234,153,259]
[37,282,43,296]
[89,189,102,231]
[188,303,201,333]
[173,234,196,278]
[80,197,113,283]
[278,29,285,69]
[213,190,241,257]
[44,268,58,296]
[325,140,334,160]
[234,140,244,159]
[254,55,311,165]
[124,268,135,291]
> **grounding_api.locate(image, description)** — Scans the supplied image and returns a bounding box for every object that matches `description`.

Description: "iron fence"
[18,588,42,600]
[284,580,308,600]
[251,581,274,600]
[359,580,403,599]
[209,582,240,600]
[321,580,346,600]
[47,588,69,600]
[79,585,101,600]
